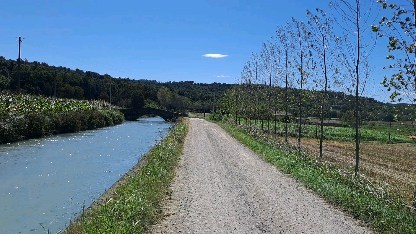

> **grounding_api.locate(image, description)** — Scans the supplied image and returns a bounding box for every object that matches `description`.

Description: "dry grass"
[288,137,416,205]
[227,123,416,233]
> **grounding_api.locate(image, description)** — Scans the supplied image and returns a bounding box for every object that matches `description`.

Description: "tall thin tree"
[306,9,339,159]
[260,42,278,132]
[276,26,292,143]
[330,0,376,176]
[289,18,312,153]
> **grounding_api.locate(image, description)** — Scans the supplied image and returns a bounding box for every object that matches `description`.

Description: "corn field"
[0,92,124,143]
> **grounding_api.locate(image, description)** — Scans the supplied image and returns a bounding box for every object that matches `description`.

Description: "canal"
[0,118,172,233]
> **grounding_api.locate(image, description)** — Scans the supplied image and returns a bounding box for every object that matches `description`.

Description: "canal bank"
[0,118,172,233]
[65,118,188,233]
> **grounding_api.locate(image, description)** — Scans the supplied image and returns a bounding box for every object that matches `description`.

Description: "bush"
[209,112,224,121]
[26,113,49,138]
[0,116,26,143]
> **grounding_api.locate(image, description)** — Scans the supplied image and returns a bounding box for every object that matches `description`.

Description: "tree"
[240,57,258,125]
[276,25,293,143]
[330,0,376,176]
[306,8,339,159]
[373,0,416,102]
[383,110,397,143]
[289,18,313,152]
[157,87,174,110]
[0,74,10,90]
[260,41,280,132]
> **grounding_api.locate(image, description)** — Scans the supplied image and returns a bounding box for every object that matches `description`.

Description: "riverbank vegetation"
[0,92,124,144]
[218,120,415,233]
[65,119,188,233]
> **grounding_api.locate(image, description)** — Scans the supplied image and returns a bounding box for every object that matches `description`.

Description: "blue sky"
[0,0,403,102]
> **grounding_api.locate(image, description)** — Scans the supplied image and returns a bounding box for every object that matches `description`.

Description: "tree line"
[0,56,232,113]
[219,0,415,176]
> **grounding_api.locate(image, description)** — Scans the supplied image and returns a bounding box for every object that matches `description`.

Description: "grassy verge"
[219,121,416,234]
[66,118,188,234]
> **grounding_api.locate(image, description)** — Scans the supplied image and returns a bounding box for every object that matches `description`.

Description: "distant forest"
[0,56,414,122]
[0,56,232,113]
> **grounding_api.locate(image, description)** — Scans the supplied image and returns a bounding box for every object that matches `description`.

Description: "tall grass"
[66,119,188,233]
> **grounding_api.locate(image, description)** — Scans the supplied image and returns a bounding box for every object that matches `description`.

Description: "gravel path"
[151,118,372,234]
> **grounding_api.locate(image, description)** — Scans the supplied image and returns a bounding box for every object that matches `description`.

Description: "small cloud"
[216,75,230,78]
[203,53,229,58]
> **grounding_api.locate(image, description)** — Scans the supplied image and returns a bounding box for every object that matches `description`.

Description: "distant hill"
[1,56,414,121]
[0,56,233,112]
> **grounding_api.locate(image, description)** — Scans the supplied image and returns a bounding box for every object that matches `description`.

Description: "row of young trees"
[221,0,415,176]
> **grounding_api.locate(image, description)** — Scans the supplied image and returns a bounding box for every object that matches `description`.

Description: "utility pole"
[17,36,23,93]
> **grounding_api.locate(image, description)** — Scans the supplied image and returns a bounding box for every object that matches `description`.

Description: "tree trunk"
[319,35,328,159]
[414,0,416,23]
[298,33,304,154]
[274,110,277,134]
[414,0,416,90]
[354,0,361,177]
[268,74,272,133]
[285,49,289,143]
[389,121,392,143]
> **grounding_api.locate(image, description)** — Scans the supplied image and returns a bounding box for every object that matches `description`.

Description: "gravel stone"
[151,118,372,234]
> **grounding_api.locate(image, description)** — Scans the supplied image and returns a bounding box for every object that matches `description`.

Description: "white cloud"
[203,53,229,58]
[216,75,230,78]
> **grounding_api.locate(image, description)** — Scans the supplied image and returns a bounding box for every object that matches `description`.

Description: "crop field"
[0,92,113,117]
[0,92,123,143]
[298,138,416,205]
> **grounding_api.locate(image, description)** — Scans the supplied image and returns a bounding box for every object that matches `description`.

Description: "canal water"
[0,118,172,233]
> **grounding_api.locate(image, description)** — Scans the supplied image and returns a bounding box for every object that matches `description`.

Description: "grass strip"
[219,122,416,234]
[66,118,188,234]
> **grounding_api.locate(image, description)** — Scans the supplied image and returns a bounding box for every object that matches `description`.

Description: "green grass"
[66,119,188,234]
[219,121,416,234]
[239,118,414,143]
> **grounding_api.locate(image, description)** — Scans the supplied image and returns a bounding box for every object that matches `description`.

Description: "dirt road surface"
[151,118,372,233]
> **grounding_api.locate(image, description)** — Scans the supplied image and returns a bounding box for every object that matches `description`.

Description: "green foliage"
[222,84,416,124]
[66,119,188,233]
[374,0,416,102]
[157,86,192,112]
[0,74,10,90]
[0,92,124,143]
[131,91,145,109]
[220,122,416,234]
[209,111,224,122]
[0,56,233,113]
